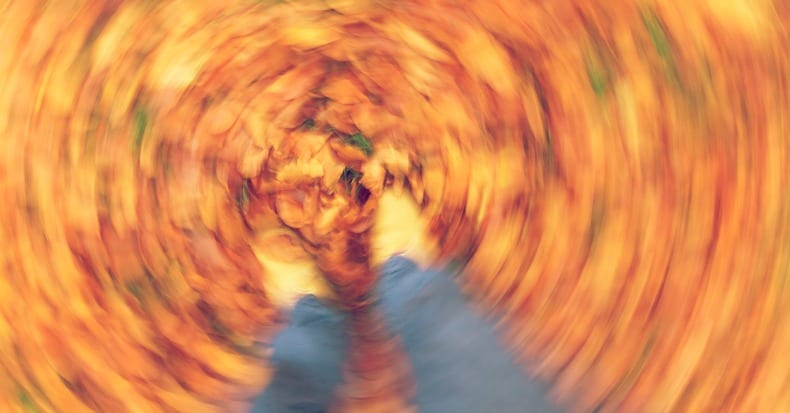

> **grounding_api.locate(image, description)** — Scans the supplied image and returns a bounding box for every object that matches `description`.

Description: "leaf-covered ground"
[0,0,788,412]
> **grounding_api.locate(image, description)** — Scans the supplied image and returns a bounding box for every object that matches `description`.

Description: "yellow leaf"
[454,28,516,96]
[281,23,341,51]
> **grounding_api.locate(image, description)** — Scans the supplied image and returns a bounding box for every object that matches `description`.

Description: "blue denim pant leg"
[250,295,349,413]
[377,256,559,413]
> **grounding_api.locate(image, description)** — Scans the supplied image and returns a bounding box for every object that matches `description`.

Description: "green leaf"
[125,280,144,301]
[585,48,612,99]
[237,178,251,210]
[345,132,373,157]
[341,166,362,182]
[340,167,362,194]
[210,318,233,337]
[124,279,152,310]
[18,388,40,413]
[301,118,315,130]
[642,12,671,60]
[132,106,148,153]
[640,9,681,86]
[588,68,608,98]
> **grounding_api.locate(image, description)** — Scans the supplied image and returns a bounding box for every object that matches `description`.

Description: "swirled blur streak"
[0,0,788,411]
